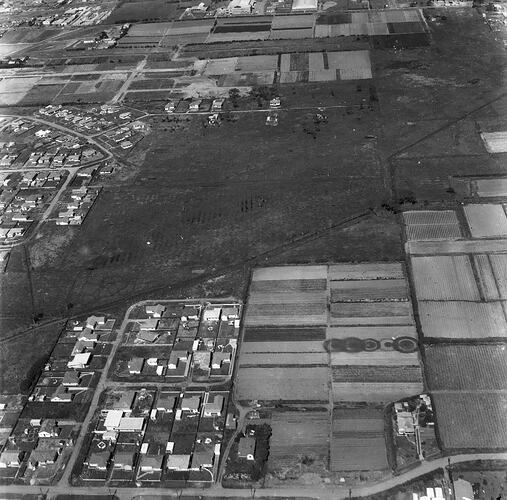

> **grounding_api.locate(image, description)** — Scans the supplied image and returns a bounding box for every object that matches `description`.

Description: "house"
[211,351,231,370]
[62,371,80,387]
[51,386,73,403]
[165,101,176,113]
[72,339,95,355]
[226,413,237,430]
[85,452,109,470]
[238,436,256,460]
[269,97,281,108]
[0,450,23,468]
[139,454,163,472]
[102,430,118,443]
[104,410,123,431]
[38,420,60,438]
[109,391,135,412]
[117,417,144,433]
[203,307,221,322]
[113,451,135,471]
[136,330,159,343]
[211,98,224,111]
[35,129,51,138]
[168,351,188,370]
[221,306,240,320]
[180,394,200,413]
[156,394,177,412]
[77,328,99,341]
[29,449,59,468]
[181,306,199,321]
[128,357,144,374]
[86,315,105,329]
[189,100,201,112]
[67,352,91,369]
[166,454,191,471]
[137,318,159,330]
[191,449,214,470]
[146,304,166,318]
[203,394,224,417]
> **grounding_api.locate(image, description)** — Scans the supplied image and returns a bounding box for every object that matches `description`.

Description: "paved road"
[0,453,506,499]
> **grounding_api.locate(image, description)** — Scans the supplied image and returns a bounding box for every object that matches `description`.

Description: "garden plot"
[270,411,329,461]
[272,14,315,29]
[127,22,173,36]
[418,301,507,339]
[473,178,507,197]
[203,58,238,75]
[331,408,388,471]
[326,325,417,339]
[403,210,462,241]
[241,341,325,352]
[329,302,413,325]
[330,279,408,302]
[236,367,329,401]
[330,350,420,366]
[239,352,328,366]
[243,327,326,342]
[332,381,424,402]
[167,20,214,35]
[253,266,327,281]
[464,204,507,238]
[329,262,404,280]
[245,302,327,326]
[424,344,507,391]
[481,131,507,153]
[410,256,480,301]
[432,392,507,450]
[270,29,314,39]
[236,55,278,72]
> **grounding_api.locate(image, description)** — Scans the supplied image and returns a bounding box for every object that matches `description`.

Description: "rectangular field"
[248,290,328,303]
[332,381,424,402]
[464,204,507,238]
[332,365,423,383]
[243,327,326,342]
[424,344,507,391]
[236,367,329,401]
[238,352,328,366]
[489,254,507,298]
[331,408,388,471]
[330,350,420,366]
[329,262,404,280]
[252,266,327,281]
[245,302,327,326]
[418,301,507,339]
[270,410,329,459]
[481,131,507,153]
[330,279,408,302]
[330,302,413,325]
[250,279,327,292]
[474,254,501,300]
[432,392,507,450]
[326,325,418,339]
[410,255,480,301]
[474,178,507,197]
[241,341,325,352]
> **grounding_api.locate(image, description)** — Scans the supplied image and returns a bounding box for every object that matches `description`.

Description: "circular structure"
[363,338,380,351]
[393,336,418,353]
[380,338,394,351]
[344,337,363,352]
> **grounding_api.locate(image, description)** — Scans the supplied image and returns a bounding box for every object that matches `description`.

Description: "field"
[331,407,388,471]
[464,204,507,238]
[424,344,507,391]
[432,393,507,450]
[106,1,179,23]
[238,352,328,366]
[418,301,507,339]
[410,255,480,301]
[243,327,326,341]
[269,410,329,466]
[236,367,329,401]
[403,210,462,241]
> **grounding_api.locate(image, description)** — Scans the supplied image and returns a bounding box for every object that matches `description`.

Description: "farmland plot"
[332,381,423,402]
[250,279,327,292]
[239,352,328,366]
[248,290,328,304]
[424,344,507,391]
[331,408,388,471]
[418,301,507,339]
[245,302,327,326]
[326,325,417,339]
[330,279,408,302]
[489,254,507,298]
[332,365,423,383]
[330,301,413,325]
[270,411,329,461]
[243,326,326,342]
[410,255,480,301]
[236,367,329,401]
[432,392,507,450]
[464,204,507,238]
[329,262,404,280]
[473,178,507,197]
[330,350,420,366]
[481,131,507,153]
[403,209,462,241]
[473,254,501,300]
[241,340,325,352]
[252,265,327,281]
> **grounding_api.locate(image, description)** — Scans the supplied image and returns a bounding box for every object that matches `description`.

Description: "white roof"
[227,0,253,8]
[68,352,91,367]
[104,410,123,429]
[118,417,144,432]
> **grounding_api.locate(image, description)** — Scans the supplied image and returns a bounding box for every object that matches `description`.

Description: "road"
[0,453,506,499]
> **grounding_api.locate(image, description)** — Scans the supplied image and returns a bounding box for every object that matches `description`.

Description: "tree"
[229,88,240,108]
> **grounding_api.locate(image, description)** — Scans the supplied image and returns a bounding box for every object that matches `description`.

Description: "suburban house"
[38,420,60,438]
[203,307,221,322]
[238,436,256,461]
[117,417,145,433]
[136,330,159,343]
[181,307,199,322]
[51,386,73,403]
[128,357,144,374]
[166,454,191,471]
[211,351,231,370]
[146,304,166,318]
[113,451,135,471]
[67,352,91,369]
[191,449,214,470]
[156,394,177,412]
[103,410,123,431]
[139,454,163,473]
[85,452,109,470]
[226,0,255,14]
[86,315,106,330]
[29,448,59,468]
[0,450,23,468]
[168,351,188,370]
[180,394,201,413]
[62,371,80,387]
[203,394,224,417]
